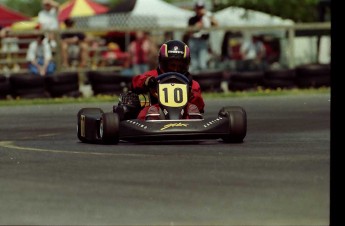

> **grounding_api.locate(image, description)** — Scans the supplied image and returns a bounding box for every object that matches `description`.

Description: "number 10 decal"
[158,83,188,107]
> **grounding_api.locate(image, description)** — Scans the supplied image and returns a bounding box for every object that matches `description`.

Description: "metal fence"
[1,22,331,75]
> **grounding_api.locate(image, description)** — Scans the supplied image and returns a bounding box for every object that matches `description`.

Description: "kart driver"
[131,40,205,120]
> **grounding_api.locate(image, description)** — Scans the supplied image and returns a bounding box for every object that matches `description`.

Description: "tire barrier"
[87,71,132,95]
[191,69,224,92]
[262,68,296,89]
[0,75,11,99]
[0,63,331,100]
[45,72,81,98]
[9,73,50,99]
[228,71,265,91]
[295,63,330,88]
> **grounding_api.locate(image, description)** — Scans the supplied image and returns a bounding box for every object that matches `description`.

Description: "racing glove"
[145,76,158,89]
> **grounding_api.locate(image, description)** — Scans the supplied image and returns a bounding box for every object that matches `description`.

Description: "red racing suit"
[132,68,205,120]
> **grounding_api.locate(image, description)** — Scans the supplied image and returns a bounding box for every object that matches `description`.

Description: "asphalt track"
[0,93,330,225]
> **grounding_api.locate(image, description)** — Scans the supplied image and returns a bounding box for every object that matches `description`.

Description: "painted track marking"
[0,141,151,157]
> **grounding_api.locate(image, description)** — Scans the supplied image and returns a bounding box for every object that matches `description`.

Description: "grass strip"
[0,87,330,107]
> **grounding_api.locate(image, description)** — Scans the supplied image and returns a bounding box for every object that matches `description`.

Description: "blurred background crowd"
[0,0,331,100]
[0,0,330,77]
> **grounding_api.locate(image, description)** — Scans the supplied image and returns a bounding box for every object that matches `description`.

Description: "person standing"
[187,0,218,72]
[26,34,56,76]
[239,35,266,72]
[60,18,89,68]
[38,0,60,31]
[128,31,153,75]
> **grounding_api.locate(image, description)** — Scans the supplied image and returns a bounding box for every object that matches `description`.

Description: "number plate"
[158,83,188,107]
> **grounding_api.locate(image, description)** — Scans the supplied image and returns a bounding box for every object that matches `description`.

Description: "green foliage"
[1,0,65,17]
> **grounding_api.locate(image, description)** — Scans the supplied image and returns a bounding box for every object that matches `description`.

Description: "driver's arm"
[131,70,158,93]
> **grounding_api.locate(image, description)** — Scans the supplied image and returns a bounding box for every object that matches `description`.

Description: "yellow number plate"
[158,83,188,107]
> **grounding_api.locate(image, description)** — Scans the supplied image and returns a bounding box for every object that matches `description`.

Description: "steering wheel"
[157,72,190,84]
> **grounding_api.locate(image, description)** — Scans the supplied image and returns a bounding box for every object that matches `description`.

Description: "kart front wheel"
[77,108,104,143]
[100,112,120,144]
[219,106,247,143]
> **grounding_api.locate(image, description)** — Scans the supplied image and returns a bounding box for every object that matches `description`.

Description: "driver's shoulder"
[142,69,158,77]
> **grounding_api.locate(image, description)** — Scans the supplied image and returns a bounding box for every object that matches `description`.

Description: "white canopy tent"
[86,0,194,29]
[210,6,294,55]
[214,6,294,27]
[127,0,194,28]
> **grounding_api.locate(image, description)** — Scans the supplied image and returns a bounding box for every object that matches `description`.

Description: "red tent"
[58,0,109,22]
[0,4,30,27]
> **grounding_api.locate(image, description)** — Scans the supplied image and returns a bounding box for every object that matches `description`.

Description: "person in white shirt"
[38,0,60,31]
[239,35,266,71]
[26,34,56,76]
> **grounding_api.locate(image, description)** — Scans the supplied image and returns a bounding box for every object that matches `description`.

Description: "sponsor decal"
[168,46,184,55]
[203,117,223,128]
[161,122,188,131]
[127,120,147,129]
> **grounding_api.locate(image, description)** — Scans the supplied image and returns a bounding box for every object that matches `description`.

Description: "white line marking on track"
[0,141,151,157]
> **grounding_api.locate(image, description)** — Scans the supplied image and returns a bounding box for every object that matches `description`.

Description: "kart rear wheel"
[219,106,247,143]
[100,112,120,144]
[77,108,104,143]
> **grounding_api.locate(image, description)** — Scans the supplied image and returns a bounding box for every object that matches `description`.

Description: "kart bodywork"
[77,72,247,144]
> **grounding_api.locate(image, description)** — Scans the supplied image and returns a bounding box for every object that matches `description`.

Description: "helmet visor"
[160,59,189,74]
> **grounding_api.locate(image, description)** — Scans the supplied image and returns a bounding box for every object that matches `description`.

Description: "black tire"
[0,75,7,82]
[218,106,247,143]
[100,112,120,144]
[92,83,124,95]
[11,87,50,99]
[0,81,11,97]
[47,83,79,97]
[261,78,296,89]
[228,81,258,91]
[264,68,296,80]
[295,75,330,88]
[230,71,265,83]
[9,74,48,99]
[192,70,224,92]
[295,63,330,88]
[88,71,125,84]
[77,108,104,143]
[9,74,45,89]
[16,92,50,99]
[45,72,79,85]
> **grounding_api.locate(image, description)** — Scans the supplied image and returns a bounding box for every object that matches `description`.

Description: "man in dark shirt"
[61,18,88,67]
[187,0,218,72]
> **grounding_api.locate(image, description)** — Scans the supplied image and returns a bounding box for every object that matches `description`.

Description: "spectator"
[26,34,56,76]
[43,31,57,53]
[101,42,129,67]
[38,0,60,31]
[238,34,266,72]
[1,26,20,72]
[221,31,243,72]
[128,31,152,75]
[60,18,88,68]
[187,0,218,72]
[146,34,159,71]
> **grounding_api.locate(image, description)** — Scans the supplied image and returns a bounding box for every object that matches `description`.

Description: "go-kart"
[77,72,247,144]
